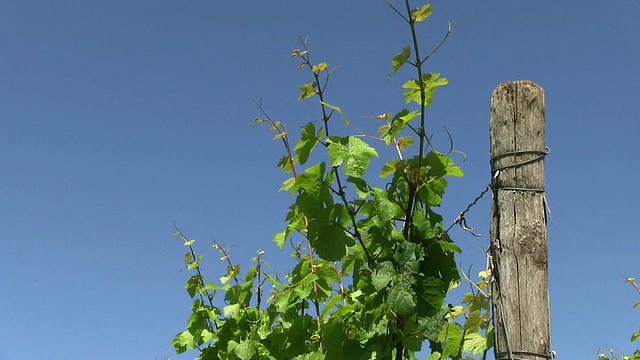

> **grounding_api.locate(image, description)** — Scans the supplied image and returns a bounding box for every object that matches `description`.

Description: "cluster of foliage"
[172,1,493,359]
[597,277,640,360]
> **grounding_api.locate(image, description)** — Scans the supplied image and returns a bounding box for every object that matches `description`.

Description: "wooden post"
[489,80,552,360]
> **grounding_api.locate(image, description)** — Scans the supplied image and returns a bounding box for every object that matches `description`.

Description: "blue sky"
[1,1,639,359]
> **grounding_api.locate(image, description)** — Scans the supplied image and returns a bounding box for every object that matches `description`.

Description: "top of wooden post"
[490,80,546,191]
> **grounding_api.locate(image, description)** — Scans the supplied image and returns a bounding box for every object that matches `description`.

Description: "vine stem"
[401,0,426,249]
[300,44,376,268]
[254,101,298,178]
[173,228,217,334]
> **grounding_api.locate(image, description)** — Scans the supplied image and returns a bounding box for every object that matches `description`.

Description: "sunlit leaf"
[312,62,328,73]
[320,101,350,127]
[276,154,297,174]
[298,82,317,100]
[463,332,488,355]
[389,46,411,79]
[411,4,432,23]
[438,323,463,358]
[187,255,203,270]
[229,339,256,360]
[383,109,419,144]
[463,310,483,332]
[279,177,295,192]
[295,122,323,165]
[327,136,378,177]
[343,136,378,177]
[172,331,194,353]
[327,136,349,168]
[223,303,240,317]
[380,159,403,178]
[402,73,448,106]
[397,136,414,150]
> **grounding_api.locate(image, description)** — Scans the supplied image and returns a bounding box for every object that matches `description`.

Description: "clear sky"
[1,1,639,359]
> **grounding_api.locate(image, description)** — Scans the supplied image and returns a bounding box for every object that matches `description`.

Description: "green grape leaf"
[383,109,419,145]
[312,62,328,73]
[463,332,488,355]
[228,339,256,360]
[447,164,463,177]
[419,304,451,341]
[389,46,411,79]
[397,135,414,150]
[426,151,448,177]
[292,162,326,195]
[416,276,447,316]
[328,136,378,177]
[308,205,353,261]
[346,176,369,199]
[438,322,463,359]
[321,294,344,317]
[320,101,350,127]
[425,177,447,207]
[200,328,213,343]
[322,320,345,349]
[313,223,350,261]
[245,265,257,282]
[402,73,448,106]
[372,261,396,291]
[295,122,323,165]
[393,241,418,270]
[185,275,200,298]
[370,187,402,224]
[327,136,349,168]
[298,82,318,100]
[380,159,404,178]
[172,331,195,353]
[411,4,432,23]
[277,154,296,173]
[279,177,296,192]
[223,303,240,317]
[387,280,416,317]
[441,240,462,253]
[292,274,319,299]
[187,255,203,270]
[463,310,483,332]
[344,136,378,177]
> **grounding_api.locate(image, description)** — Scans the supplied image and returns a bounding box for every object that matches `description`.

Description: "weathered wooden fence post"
[489,80,552,360]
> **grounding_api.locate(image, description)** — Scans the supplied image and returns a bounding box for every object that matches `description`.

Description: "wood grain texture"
[489,80,552,360]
